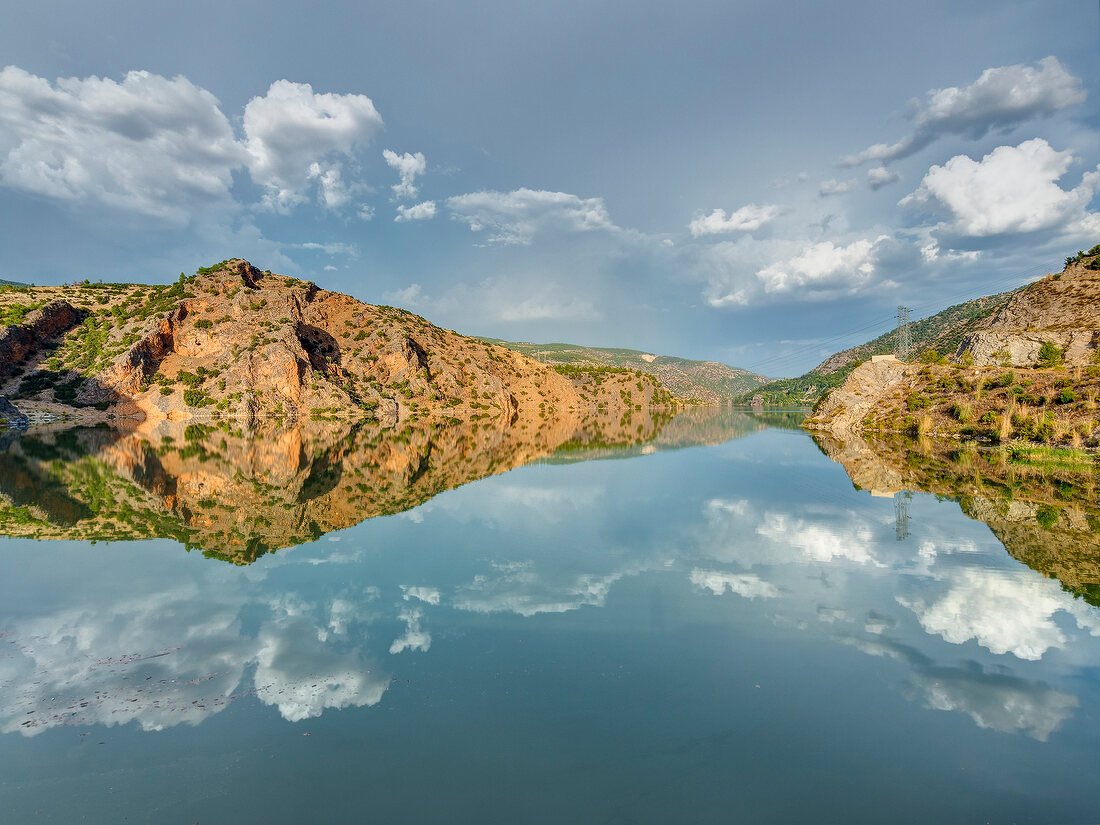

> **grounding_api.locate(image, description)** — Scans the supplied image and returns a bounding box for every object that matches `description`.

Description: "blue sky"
[1,0,1098,375]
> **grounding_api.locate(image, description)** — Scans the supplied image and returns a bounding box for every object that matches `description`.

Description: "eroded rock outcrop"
[804,357,916,435]
[959,259,1100,367]
[0,300,86,379]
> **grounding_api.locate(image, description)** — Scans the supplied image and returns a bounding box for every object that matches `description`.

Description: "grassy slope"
[479,338,768,403]
[741,290,1018,407]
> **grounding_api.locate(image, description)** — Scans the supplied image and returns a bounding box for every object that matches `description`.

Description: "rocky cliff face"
[0,300,87,378]
[0,260,677,431]
[960,259,1100,367]
[804,252,1100,445]
[804,357,916,435]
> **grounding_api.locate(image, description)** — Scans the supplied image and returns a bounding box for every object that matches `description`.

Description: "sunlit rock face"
[961,259,1100,368]
[0,259,677,431]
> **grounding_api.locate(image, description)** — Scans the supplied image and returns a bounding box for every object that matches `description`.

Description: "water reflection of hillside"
[813,433,1100,607]
[0,406,777,562]
[543,407,805,463]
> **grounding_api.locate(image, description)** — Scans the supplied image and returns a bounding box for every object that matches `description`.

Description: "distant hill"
[740,290,1019,407]
[0,278,30,287]
[478,338,768,403]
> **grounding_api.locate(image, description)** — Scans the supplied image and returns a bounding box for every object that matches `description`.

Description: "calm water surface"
[1,414,1099,824]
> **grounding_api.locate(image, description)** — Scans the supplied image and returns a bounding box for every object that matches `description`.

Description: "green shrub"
[1038,340,1064,368]
[1035,414,1055,442]
[196,260,231,276]
[905,392,932,411]
[1036,505,1060,531]
[183,389,211,407]
[1057,388,1077,404]
[194,318,213,329]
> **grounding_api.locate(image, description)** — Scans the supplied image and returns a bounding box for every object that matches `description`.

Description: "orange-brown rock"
[0,260,679,431]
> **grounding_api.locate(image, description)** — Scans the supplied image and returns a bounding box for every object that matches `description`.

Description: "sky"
[1,0,1098,376]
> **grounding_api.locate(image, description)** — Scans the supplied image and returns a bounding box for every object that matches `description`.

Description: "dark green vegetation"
[742,290,1018,407]
[479,338,767,403]
[0,299,46,326]
[1064,243,1100,269]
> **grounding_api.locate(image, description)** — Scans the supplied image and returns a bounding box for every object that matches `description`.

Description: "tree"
[1037,340,1063,368]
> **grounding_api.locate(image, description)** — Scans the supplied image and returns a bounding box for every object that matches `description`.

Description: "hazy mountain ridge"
[478,338,768,403]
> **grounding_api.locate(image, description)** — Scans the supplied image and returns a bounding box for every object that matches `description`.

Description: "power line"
[742,260,1054,375]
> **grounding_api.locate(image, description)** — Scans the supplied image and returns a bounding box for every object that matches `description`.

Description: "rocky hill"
[961,250,1100,367]
[479,338,767,403]
[742,290,1017,407]
[0,260,677,431]
[806,250,1100,446]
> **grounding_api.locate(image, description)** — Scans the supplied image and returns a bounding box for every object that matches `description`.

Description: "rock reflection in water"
[0,406,771,562]
[812,432,1100,607]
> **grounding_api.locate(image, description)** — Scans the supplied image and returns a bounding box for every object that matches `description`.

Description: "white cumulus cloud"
[395,200,436,222]
[900,138,1100,238]
[842,56,1085,166]
[383,149,426,199]
[847,637,1078,741]
[401,585,441,605]
[756,512,881,565]
[243,79,383,212]
[898,566,1100,660]
[0,68,386,221]
[690,569,779,599]
[0,66,246,222]
[756,236,887,296]
[389,607,432,654]
[689,203,781,236]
